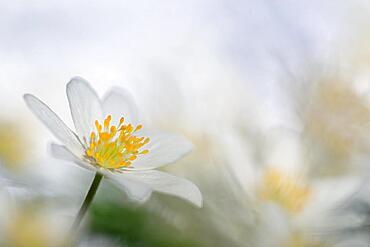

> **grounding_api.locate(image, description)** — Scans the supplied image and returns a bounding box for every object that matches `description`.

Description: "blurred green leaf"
[88,200,203,247]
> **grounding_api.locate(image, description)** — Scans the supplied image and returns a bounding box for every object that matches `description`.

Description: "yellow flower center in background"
[258,168,311,213]
[282,232,328,247]
[0,121,28,170]
[6,210,54,247]
[85,115,150,169]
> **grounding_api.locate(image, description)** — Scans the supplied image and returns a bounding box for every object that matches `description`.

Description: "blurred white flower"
[23,77,202,207]
[218,128,364,247]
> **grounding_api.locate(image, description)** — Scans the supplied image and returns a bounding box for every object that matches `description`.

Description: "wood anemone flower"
[23,77,202,208]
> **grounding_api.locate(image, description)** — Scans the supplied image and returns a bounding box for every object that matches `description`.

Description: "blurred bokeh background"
[2,0,370,246]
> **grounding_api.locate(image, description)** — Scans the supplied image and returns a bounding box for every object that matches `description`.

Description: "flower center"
[85,115,150,169]
[282,232,328,247]
[258,168,311,213]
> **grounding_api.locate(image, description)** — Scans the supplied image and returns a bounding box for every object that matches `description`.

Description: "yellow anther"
[85,115,150,169]
[104,115,112,129]
[135,125,143,131]
[95,120,101,132]
[129,155,137,161]
[119,117,124,125]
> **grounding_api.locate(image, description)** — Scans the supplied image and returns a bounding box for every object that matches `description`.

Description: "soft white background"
[0,0,369,157]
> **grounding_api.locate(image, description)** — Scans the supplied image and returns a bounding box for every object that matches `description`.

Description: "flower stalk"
[70,172,103,232]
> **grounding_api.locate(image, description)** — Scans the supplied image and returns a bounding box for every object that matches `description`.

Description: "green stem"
[70,172,103,232]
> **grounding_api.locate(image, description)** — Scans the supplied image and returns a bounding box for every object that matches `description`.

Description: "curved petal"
[66,77,103,144]
[103,171,152,203]
[23,94,84,156]
[303,176,362,216]
[106,170,202,207]
[131,131,193,170]
[49,143,94,171]
[102,87,140,126]
[297,176,363,230]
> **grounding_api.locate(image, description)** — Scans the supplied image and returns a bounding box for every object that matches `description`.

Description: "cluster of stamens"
[85,115,150,169]
[258,168,311,213]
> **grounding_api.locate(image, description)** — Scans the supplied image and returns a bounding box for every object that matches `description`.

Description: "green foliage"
[88,200,203,247]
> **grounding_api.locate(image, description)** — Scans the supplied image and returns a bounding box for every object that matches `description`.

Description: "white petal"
[297,176,362,229]
[304,176,361,214]
[49,143,94,171]
[106,170,202,207]
[102,87,140,126]
[103,171,152,202]
[131,131,193,169]
[24,94,84,156]
[66,77,103,143]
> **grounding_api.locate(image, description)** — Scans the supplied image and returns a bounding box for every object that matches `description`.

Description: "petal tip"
[133,190,153,203]
[23,93,45,113]
[67,76,90,90]
[23,93,36,104]
[188,185,203,208]
[69,75,88,82]
[23,93,32,99]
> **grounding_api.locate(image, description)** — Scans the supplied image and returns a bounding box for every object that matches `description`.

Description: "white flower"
[23,76,202,207]
[216,128,363,246]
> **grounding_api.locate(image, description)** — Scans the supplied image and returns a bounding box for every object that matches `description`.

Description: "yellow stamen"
[135,124,143,131]
[85,115,150,169]
[119,117,124,125]
[258,168,311,213]
[104,115,111,129]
